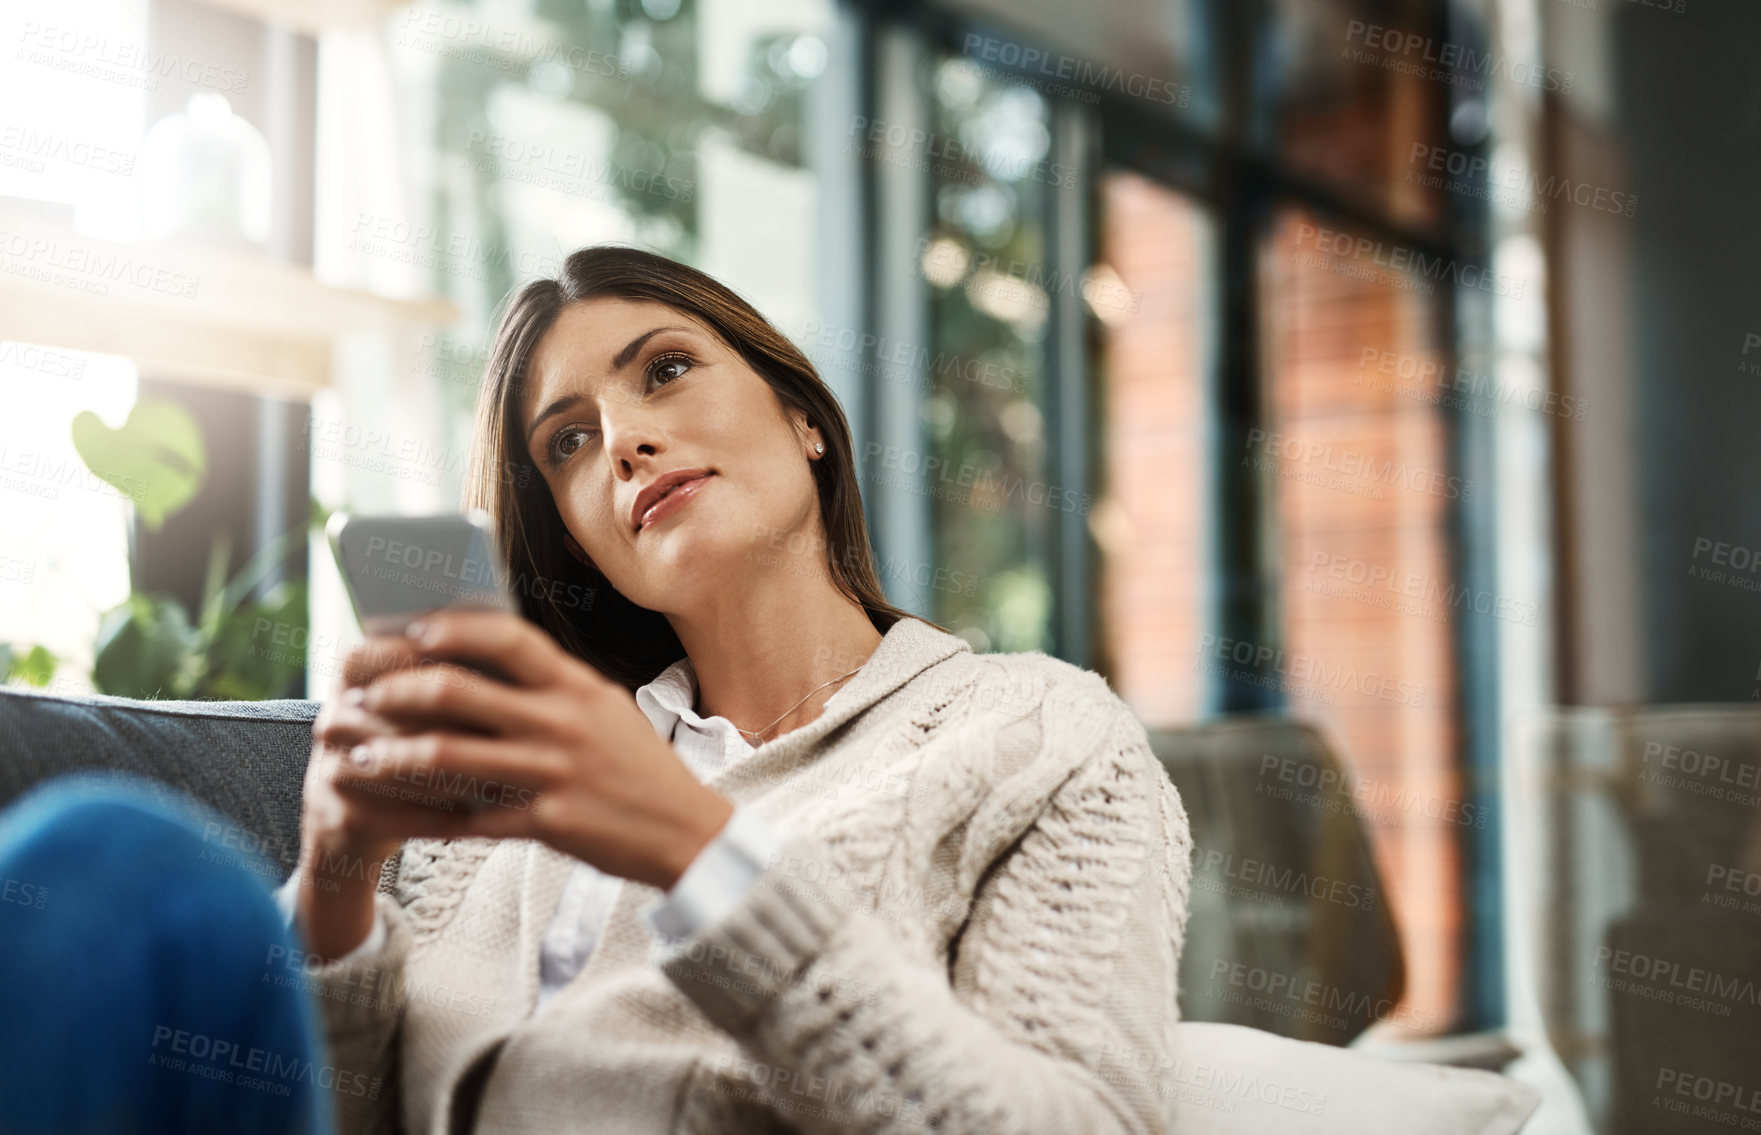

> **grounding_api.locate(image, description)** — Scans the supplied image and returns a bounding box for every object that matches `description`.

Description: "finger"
[341,733,555,813]
[340,635,429,690]
[325,779,484,839]
[312,699,418,750]
[358,662,548,737]
[404,610,572,689]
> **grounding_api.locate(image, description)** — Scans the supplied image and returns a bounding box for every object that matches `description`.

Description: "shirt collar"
[635,655,734,743]
[632,616,973,780]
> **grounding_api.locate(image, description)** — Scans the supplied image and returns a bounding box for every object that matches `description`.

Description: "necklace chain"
[732,663,865,745]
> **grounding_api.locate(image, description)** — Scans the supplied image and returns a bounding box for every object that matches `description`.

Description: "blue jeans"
[0,774,336,1135]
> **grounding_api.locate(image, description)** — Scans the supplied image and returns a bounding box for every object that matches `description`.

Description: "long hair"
[461,244,935,692]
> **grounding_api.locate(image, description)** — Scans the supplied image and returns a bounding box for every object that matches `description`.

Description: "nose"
[602,405,663,479]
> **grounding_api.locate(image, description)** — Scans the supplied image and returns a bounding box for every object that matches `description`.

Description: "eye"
[548,426,596,466]
[648,351,694,385]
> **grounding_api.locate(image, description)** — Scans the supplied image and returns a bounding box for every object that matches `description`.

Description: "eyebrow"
[523,325,690,451]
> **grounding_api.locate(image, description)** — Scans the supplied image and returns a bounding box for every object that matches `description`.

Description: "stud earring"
[814,443,825,455]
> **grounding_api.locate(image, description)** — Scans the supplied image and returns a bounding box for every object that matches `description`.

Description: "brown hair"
[461,244,935,692]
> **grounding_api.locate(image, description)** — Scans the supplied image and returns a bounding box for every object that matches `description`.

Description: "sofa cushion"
[0,688,319,885]
[1163,1022,1541,1134]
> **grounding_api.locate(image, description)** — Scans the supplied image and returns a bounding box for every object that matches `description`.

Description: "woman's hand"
[294,632,467,960]
[322,609,735,891]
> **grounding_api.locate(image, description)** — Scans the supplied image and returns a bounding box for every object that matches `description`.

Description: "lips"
[632,468,714,531]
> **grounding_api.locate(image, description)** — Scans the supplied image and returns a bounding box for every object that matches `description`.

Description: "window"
[1092,171,1213,726]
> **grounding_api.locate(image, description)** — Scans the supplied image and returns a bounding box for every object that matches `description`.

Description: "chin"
[629,524,742,592]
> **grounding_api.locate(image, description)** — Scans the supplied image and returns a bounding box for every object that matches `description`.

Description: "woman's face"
[518,297,824,615]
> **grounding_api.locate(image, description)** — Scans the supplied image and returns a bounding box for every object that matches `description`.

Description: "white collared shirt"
[276,656,785,1012]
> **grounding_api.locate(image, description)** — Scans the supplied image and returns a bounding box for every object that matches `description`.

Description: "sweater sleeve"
[287,855,412,1135]
[654,712,1194,1135]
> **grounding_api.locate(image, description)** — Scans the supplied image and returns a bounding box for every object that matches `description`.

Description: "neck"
[668,579,885,745]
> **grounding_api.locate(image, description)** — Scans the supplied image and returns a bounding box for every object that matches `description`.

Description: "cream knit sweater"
[300,615,1194,1135]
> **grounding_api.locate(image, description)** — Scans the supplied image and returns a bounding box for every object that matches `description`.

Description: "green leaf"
[200,579,309,701]
[92,593,200,699]
[71,400,207,531]
[11,645,57,687]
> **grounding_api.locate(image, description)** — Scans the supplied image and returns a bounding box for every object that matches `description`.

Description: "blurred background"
[2,0,1758,1131]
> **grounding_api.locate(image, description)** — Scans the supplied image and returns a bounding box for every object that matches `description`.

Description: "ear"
[788,409,823,456]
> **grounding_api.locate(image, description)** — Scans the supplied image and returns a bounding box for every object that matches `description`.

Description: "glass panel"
[0,0,148,692]
[316,0,838,497]
[1091,170,1212,726]
[912,54,1057,653]
[1264,0,1456,229]
[1258,204,1467,1034]
[948,0,1218,131]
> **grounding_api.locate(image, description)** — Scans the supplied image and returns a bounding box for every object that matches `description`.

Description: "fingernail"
[343,687,366,706]
[349,744,373,768]
[404,619,428,641]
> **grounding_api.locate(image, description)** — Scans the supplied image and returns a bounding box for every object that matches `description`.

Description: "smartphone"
[326,509,516,636]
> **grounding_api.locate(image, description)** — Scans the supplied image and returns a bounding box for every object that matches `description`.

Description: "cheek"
[553,468,622,557]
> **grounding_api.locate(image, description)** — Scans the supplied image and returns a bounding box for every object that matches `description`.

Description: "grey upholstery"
[0,688,1407,1052]
[0,687,320,885]
[1516,705,1761,1135]
[1149,716,1405,1047]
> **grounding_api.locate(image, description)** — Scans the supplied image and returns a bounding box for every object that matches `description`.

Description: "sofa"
[0,685,1540,1134]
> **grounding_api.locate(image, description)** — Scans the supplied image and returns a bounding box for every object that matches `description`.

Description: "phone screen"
[328,511,515,636]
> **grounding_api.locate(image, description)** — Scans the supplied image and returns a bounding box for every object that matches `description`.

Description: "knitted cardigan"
[299,615,1194,1135]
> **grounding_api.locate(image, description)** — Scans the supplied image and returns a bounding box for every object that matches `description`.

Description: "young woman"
[283,245,1194,1134]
